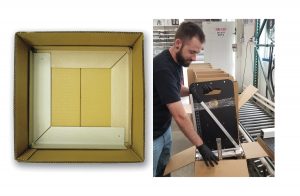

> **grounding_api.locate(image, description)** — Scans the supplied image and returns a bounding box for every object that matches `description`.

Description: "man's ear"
[174,39,182,50]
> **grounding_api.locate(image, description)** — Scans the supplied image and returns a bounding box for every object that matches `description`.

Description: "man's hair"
[175,22,205,43]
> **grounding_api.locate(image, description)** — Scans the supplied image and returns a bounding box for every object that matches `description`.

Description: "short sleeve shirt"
[153,49,183,139]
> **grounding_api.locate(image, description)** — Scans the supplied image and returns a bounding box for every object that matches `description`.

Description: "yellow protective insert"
[81,69,111,126]
[52,68,81,126]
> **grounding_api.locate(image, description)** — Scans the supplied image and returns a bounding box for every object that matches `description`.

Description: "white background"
[0,0,299,195]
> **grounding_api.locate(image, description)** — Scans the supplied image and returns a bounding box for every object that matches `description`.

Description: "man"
[153,22,218,177]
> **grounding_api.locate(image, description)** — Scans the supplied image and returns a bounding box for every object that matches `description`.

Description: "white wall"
[203,21,235,76]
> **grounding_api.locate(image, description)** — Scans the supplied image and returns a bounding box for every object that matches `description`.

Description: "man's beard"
[176,47,191,67]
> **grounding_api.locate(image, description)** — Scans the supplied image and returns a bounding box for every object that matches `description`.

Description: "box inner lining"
[29,47,132,149]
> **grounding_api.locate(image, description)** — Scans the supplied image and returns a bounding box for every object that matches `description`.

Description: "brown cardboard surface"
[194,159,249,177]
[195,76,234,82]
[81,69,111,126]
[14,32,144,162]
[51,68,81,126]
[14,35,30,157]
[238,85,258,110]
[194,69,223,73]
[189,63,212,69]
[241,142,268,159]
[187,68,195,87]
[17,32,142,47]
[131,35,145,160]
[164,146,195,176]
[17,149,37,161]
[195,73,229,78]
[187,68,225,86]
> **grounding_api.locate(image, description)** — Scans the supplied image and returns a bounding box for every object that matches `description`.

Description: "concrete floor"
[170,119,195,177]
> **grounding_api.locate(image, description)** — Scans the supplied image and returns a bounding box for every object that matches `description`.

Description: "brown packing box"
[14,32,145,162]
[166,82,263,176]
[164,141,268,177]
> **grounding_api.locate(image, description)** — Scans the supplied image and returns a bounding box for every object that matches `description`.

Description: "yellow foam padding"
[81,69,111,126]
[52,68,81,126]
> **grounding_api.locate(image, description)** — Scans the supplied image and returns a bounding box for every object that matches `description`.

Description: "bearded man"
[153,22,218,177]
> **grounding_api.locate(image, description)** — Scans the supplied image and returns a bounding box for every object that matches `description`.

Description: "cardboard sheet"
[195,159,249,177]
[238,85,258,110]
[163,146,196,176]
[241,142,268,159]
[81,68,111,126]
[51,68,81,126]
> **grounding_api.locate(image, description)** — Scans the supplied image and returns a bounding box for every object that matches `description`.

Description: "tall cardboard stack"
[187,63,238,118]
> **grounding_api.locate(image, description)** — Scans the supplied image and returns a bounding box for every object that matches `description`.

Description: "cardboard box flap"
[189,63,212,69]
[194,76,234,83]
[16,32,143,47]
[131,34,144,161]
[241,142,268,159]
[238,85,258,110]
[195,73,230,78]
[163,146,195,176]
[195,159,249,177]
[14,35,30,158]
[21,149,142,162]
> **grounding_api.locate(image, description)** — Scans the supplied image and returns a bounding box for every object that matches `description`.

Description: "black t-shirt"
[153,49,183,139]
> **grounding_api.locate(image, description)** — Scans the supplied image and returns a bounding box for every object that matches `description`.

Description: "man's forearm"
[173,113,203,147]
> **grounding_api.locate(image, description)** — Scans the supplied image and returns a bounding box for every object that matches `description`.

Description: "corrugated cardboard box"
[14,32,144,162]
[165,64,266,176]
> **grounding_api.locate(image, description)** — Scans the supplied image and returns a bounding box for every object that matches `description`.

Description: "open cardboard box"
[14,32,144,162]
[164,141,269,177]
[165,64,261,176]
[165,86,266,176]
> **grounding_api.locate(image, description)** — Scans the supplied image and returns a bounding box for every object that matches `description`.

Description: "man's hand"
[197,144,219,167]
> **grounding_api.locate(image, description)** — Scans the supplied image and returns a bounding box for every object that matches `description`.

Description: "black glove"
[197,144,219,167]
